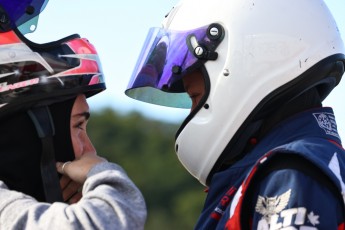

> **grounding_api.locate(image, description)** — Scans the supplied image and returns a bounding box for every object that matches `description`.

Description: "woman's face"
[70,94,96,159]
[182,69,205,112]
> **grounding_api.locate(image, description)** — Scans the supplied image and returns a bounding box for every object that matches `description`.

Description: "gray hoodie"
[0,162,147,230]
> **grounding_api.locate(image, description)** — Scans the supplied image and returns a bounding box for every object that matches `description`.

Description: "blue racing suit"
[195,107,345,229]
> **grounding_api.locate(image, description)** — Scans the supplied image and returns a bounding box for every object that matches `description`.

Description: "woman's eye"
[75,121,85,130]
[188,92,197,99]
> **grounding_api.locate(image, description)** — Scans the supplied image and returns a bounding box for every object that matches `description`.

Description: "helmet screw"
[195,46,204,57]
[0,13,9,24]
[204,104,209,109]
[172,65,182,74]
[26,6,35,15]
[207,23,224,40]
[223,69,230,76]
[209,27,219,37]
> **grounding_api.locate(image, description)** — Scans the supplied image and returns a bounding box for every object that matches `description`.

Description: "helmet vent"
[175,144,179,152]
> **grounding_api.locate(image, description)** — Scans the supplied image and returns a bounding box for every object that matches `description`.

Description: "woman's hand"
[59,174,83,204]
[56,154,106,203]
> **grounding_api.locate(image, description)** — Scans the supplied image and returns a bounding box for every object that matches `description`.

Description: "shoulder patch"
[313,112,340,139]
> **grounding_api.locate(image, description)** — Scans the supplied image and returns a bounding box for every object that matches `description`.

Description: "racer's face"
[183,69,205,111]
[70,94,96,159]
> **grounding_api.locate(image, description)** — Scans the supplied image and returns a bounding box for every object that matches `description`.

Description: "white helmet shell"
[166,0,345,185]
[126,0,345,186]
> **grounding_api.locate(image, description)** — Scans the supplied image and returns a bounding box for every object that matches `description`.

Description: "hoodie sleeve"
[0,162,147,230]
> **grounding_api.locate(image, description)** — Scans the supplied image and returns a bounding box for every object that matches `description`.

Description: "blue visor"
[0,0,49,34]
[125,23,224,108]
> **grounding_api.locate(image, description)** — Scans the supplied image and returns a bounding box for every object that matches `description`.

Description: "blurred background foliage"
[88,108,206,229]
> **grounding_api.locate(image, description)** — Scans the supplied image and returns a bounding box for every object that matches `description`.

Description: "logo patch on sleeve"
[255,189,320,229]
[313,112,340,139]
[255,189,291,223]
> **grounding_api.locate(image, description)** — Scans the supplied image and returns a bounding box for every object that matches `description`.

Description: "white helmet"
[126,0,345,185]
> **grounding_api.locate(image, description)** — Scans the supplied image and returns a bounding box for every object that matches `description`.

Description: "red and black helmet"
[0,0,106,202]
[0,0,106,119]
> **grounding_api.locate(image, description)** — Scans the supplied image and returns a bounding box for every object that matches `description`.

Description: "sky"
[26,0,345,139]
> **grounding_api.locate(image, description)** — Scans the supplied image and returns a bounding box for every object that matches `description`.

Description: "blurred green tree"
[88,108,206,229]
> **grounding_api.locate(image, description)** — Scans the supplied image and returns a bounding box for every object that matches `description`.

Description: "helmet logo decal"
[0,77,39,93]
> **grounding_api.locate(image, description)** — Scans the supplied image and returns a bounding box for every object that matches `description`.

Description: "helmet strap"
[27,107,63,203]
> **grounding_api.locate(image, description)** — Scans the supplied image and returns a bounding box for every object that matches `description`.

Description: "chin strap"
[28,107,63,203]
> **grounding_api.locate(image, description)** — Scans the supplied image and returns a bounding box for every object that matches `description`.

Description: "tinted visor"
[125,24,224,108]
[0,0,48,34]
